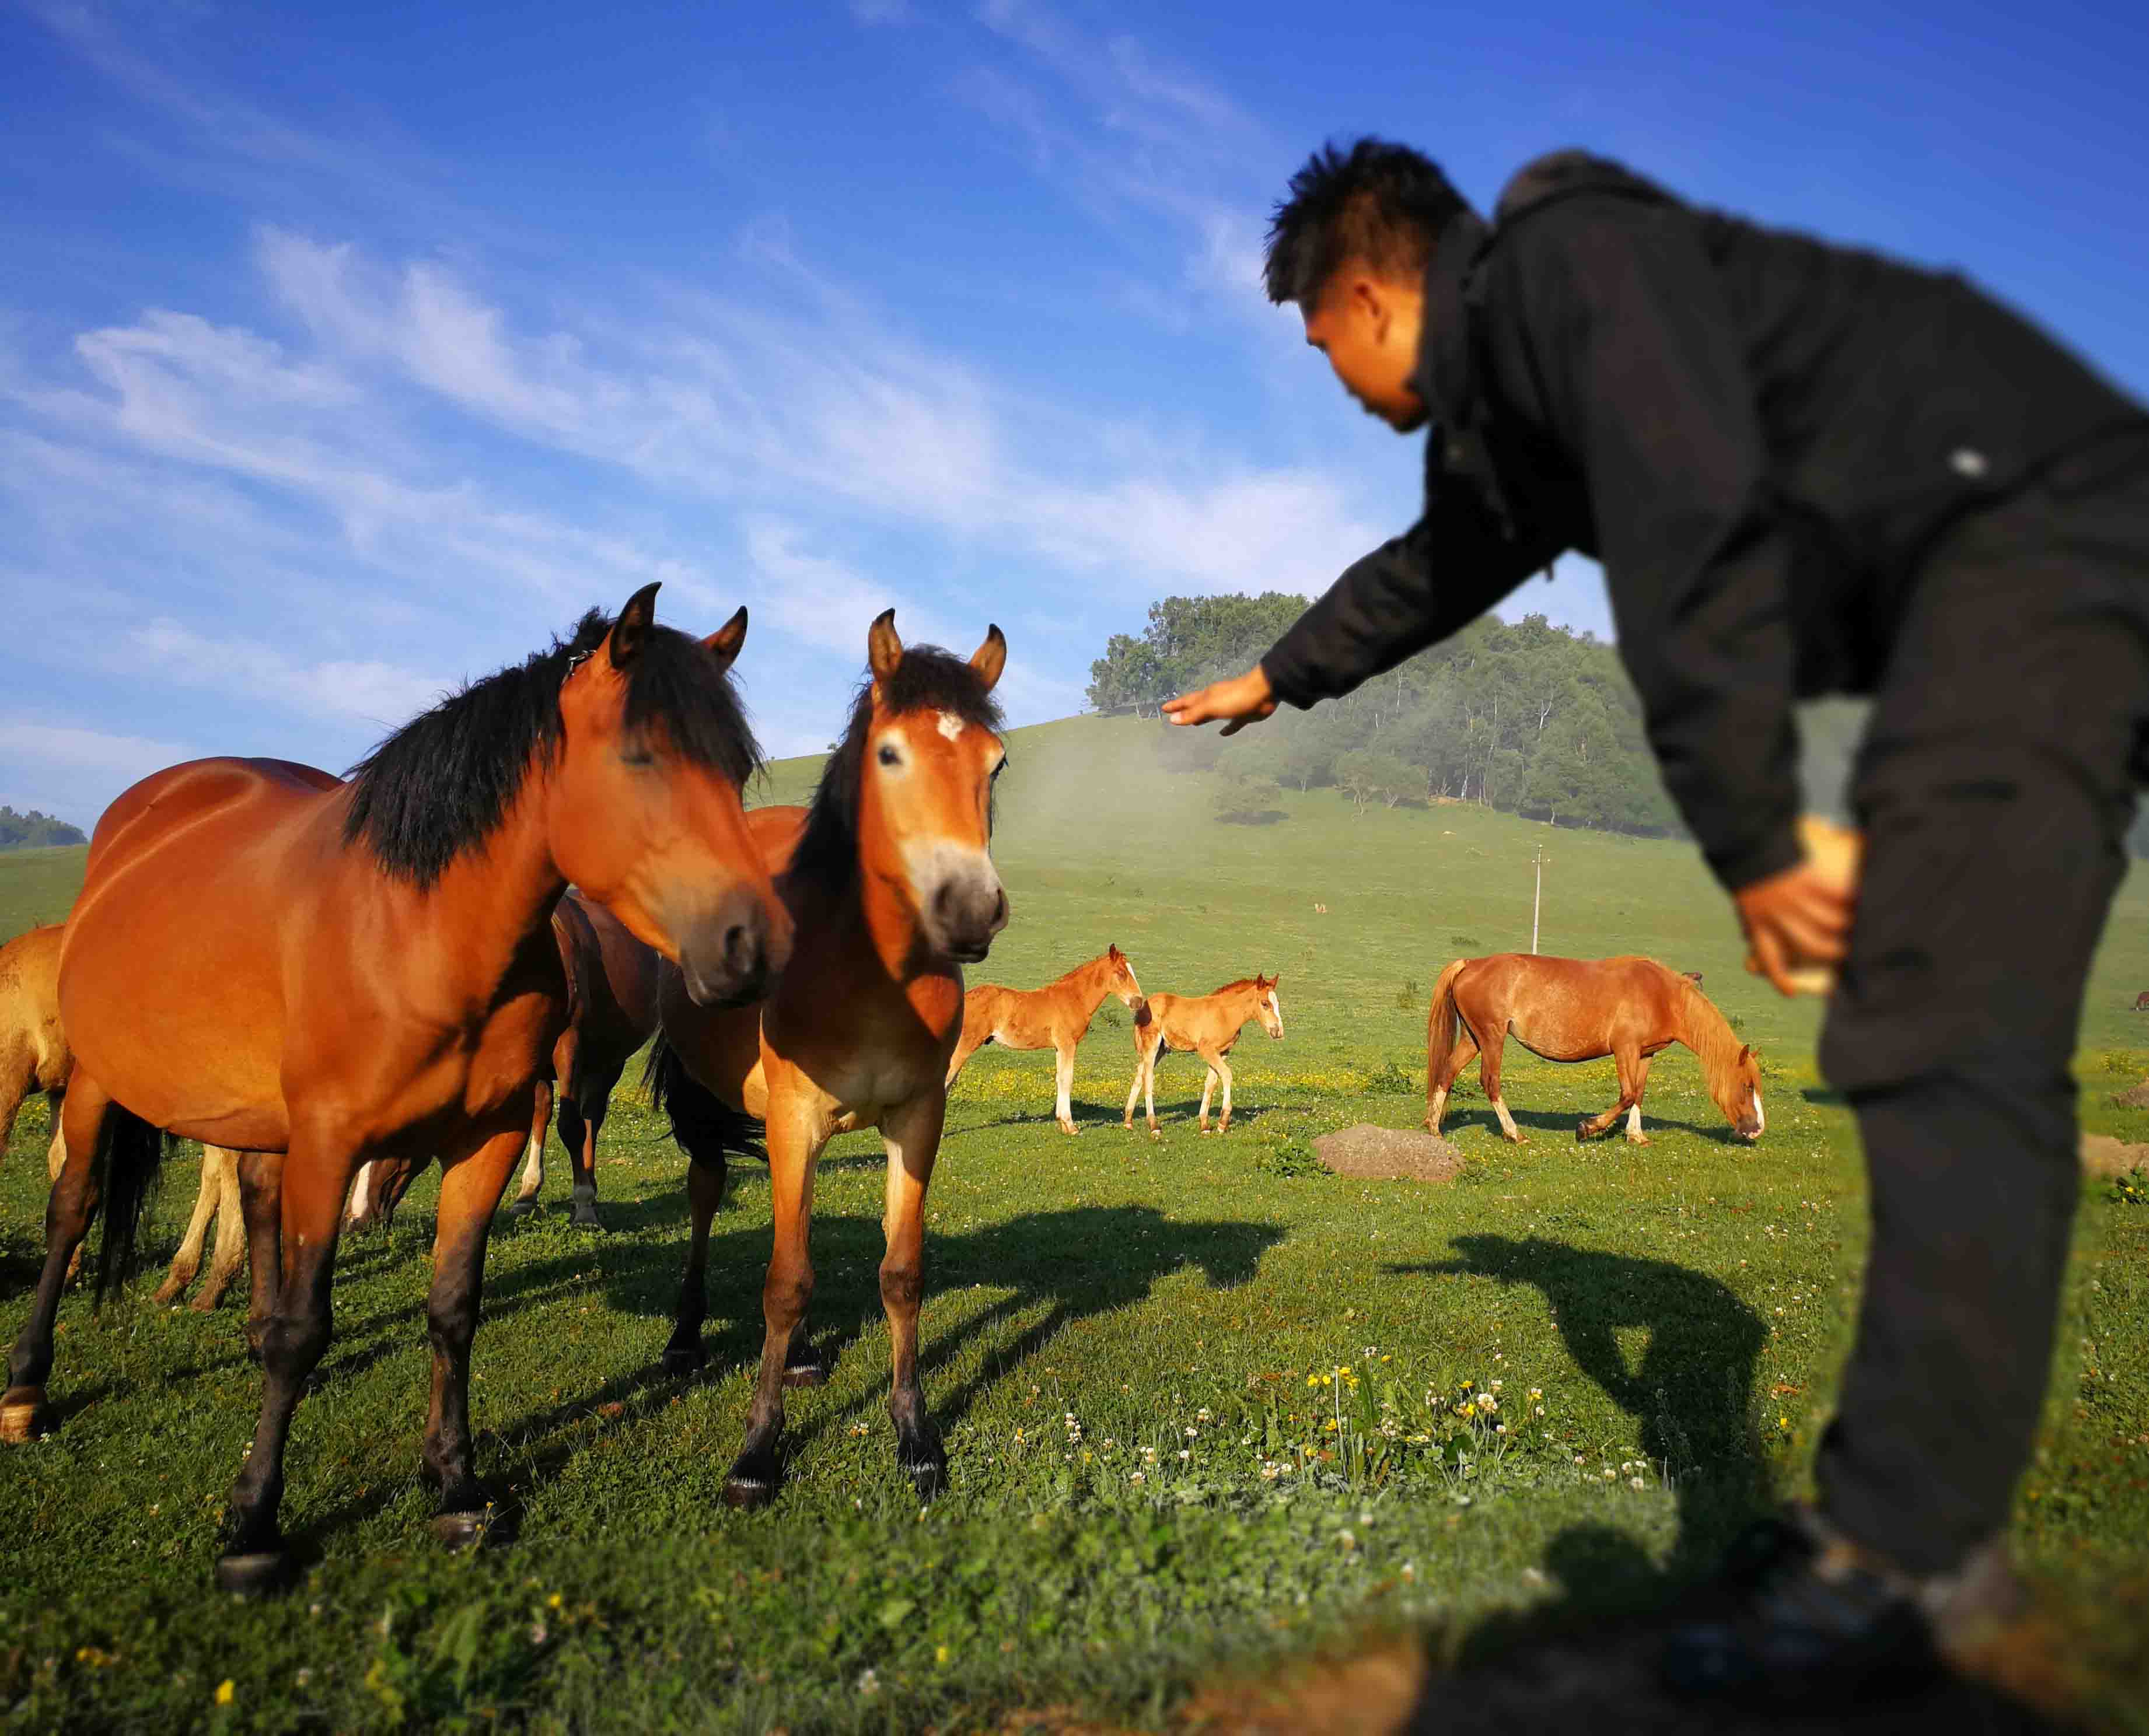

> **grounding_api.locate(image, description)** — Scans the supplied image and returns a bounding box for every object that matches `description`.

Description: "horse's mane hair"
[344,608,761,889]
[786,646,1004,903]
[1671,971,1751,1108]
[1211,976,1269,995]
[1052,949,1120,985]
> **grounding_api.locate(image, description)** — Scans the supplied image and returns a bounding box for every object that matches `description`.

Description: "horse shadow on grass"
[1384,1236,2057,1732]
[288,1197,1287,1548]
[1439,1105,1756,1147]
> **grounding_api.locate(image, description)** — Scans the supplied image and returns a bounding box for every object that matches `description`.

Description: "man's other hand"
[1736,860,1854,997]
[1162,666,1277,736]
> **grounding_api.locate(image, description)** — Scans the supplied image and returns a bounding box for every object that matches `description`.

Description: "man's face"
[1302,268,1428,432]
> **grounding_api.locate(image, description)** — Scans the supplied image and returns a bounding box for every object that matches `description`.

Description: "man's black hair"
[1263,138,1470,307]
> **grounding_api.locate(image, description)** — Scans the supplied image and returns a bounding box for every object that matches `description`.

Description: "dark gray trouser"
[1814,443,2149,1576]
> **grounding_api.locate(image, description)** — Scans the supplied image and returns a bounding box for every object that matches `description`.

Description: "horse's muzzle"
[928,878,1009,965]
[680,886,788,1008]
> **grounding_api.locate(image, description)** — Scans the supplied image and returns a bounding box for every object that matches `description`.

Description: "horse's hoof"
[215,1550,296,1597]
[151,1283,183,1306]
[570,1206,604,1231]
[904,1454,948,1502]
[661,1341,708,1378]
[1576,1119,1591,1142]
[429,1508,494,1551]
[504,1198,538,1220]
[722,1473,778,1510]
[782,1360,827,1389]
[0,1390,48,1443]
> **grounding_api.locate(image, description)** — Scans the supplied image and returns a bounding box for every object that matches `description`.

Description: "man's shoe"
[1661,1506,2026,1704]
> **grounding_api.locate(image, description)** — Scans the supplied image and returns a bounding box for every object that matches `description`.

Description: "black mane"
[786,646,1004,902]
[344,608,762,888]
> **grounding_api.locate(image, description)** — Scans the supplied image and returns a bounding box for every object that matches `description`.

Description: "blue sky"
[4,0,2145,827]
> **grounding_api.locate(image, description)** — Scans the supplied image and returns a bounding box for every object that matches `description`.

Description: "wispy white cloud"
[123,618,448,726]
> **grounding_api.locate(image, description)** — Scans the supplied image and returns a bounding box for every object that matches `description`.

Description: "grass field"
[2,715,2145,1732]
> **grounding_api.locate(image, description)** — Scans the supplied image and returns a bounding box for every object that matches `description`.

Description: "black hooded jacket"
[1258,152,2146,891]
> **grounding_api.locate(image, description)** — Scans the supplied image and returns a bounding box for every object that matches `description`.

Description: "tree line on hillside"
[1089,594,1680,836]
[0,808,86,850]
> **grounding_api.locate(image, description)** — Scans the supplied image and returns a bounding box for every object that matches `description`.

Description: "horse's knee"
[879,1262,923,1314]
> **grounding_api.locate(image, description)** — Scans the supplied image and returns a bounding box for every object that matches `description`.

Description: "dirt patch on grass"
[1314,1125,1463,1184]
[2080,1133,2149,1180]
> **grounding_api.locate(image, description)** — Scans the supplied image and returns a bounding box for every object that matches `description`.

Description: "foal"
[1123,975,1284,1136]
[650,610,1009,1507]
[0,924,69,1184]
[944,945,1143,1133]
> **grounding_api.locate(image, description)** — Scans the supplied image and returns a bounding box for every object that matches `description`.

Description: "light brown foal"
[652,610,1009,1507]
[944,945,1142,1133]
[0,924,69,1184]
[1123,974,1284,1137]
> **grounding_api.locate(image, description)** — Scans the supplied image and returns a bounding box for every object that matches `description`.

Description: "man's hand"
[1162,665,1277,736]
[1736,859,1854,997]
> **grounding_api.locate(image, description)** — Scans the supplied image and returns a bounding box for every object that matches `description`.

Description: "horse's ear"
[1738,1044,1751,1063]
[868,608,903,694]
[970,624,1007,692]
[703,606,747,676]
[607,582,662,670]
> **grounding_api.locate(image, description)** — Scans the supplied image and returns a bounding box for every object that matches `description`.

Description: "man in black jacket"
[1167,139,2148,1702]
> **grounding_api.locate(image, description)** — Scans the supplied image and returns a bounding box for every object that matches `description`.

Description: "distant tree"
[1086,592,1309,716]
[1210,770,1282,824]
[0,807,87,850]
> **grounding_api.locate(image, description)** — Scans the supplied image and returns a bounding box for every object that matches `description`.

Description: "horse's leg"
[662,1153,726,1376]
[153,1148,222,1306]
[1216,1052,1236,1133]
[195,1147,250,1310]
[1479,1026,1526,1144]
[1196,1065,1218,1133]
[44,1093,67,1182]
[1623,1055,1654,1145]
[1144,1039,1162,1136]
[944,1023,987,1092]
[1,1077,109,1441]
[1576,1048,1651,1144]
[724,1099,824,1508]
[1054,1041,1078,1135]
[421,1121,526,1548]
[1123,1046,1145,1130]
[215,1138,357,1594]
[1425,1030,1479,1136]
[560,1080,604,1231]
[236,1150,284,1363]
[505,1076,554,1218]
[879,1091,948,1499]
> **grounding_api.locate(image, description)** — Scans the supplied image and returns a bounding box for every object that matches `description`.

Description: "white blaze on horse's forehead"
[936,710,966,741]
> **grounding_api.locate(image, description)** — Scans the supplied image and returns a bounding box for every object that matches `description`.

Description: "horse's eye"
[878,744,900,767]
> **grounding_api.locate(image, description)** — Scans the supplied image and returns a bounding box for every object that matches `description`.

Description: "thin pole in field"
[1532,842,1543,954]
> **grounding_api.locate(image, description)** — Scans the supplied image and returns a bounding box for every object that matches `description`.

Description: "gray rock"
[1314,1124,1464,1183]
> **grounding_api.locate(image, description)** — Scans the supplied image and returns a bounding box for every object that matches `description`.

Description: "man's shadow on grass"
[1385,1236,2056,1732]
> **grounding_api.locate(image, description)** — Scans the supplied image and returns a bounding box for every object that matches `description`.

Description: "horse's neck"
[417,784,567,1007]
[1065,956,1116,1013]
[1676,991,1739,1104]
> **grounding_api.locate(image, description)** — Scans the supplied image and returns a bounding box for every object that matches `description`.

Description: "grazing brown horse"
[1424,954,1764,1146]
[338,888,662,1235]
[1122,975,1285,1136]
[944,945,1143,1133]
[7,586,785,1595]
[2133,991,2149,1012]
[0,924,70,1184]
[648,610,1009,1508]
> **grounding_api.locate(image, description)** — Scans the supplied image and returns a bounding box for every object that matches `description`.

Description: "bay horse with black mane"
[1424,954,1763,1146]
[1122,975,1284,1136]
[647,609,1008,1507]
[5,584,785,1594]
[944,945,1143,1133]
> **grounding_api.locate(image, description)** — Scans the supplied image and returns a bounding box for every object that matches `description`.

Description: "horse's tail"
[91,1103,168,1309]
[642,1034,764,1170]
[1424,958,1471,1091]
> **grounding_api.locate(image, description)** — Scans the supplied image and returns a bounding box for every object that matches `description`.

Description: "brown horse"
[337,888,662,1236]
[648,610,1008,1508]
[944,945,1143,1133]
[0,925,69,1184]
[1122,975,1285,1136]
[1424,953,1763,1146]
[506,889,660,1226]
[8,586,785,1595]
